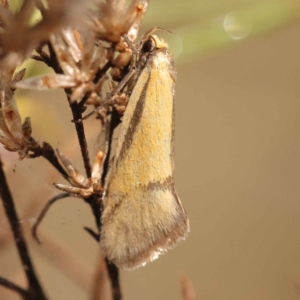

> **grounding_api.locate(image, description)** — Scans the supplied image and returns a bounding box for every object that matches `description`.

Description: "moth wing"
[100,48,189,270]
[100,188,189,270]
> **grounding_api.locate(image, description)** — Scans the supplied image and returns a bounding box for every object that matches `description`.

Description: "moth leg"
[84,227,100,242]
[110,68,136,99]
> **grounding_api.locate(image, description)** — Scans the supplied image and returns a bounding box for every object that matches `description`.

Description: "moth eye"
[142,39,155,53]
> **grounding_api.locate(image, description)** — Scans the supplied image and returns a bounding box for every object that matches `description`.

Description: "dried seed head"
[0,73,34,159]
[91,0,148,43]
[0,0,89,68]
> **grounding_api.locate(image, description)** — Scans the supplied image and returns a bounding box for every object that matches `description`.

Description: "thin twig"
[35,41,98,228]
[29,141,69,179]
[0,276,28,298]
[92,256,112,300]
[34,37,122,300]
[82,112,121,300]
[105,259,121,300]
[45,42,101,225]
[101,109,121,187]
[32,192,70,244]
[31,55,46,62]
[99,110,121,300]
[84,226,100,241]
[0,158,47,300]
[32,44,51,65]
[47,42,93,178]
[69,101,92,177]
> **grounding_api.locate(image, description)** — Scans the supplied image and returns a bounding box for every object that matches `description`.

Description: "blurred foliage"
[143,0,300,64]
[12,0,300,73]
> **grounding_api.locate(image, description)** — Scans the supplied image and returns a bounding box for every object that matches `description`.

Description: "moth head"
[141,35,168,53]
[138,33,176,82]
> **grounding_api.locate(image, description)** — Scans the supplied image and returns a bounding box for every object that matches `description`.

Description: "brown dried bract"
[54,150,105,198]
[0,71,35,159]
[90,0,148,43]
[0,0,88,68]
[15,29,106,102]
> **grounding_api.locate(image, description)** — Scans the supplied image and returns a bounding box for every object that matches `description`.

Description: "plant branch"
[0,158,47,300]
[98,108,122,300]
[105,259,121,300]
[101,109,121,187]
[32,192,70,244]
[33,38,122,300]
[46,42,92,178]
[0,276,28,298]
[29,141,69,179]
[69,101,92,177]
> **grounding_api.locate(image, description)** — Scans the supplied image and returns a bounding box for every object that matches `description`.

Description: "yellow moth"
[100,35,189,270]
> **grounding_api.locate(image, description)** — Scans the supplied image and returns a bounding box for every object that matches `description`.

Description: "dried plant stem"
[99,110,122,300]
[35,41,122,299]
[101,109,121,187]
[0,158,47,300]
[105,259,121,300]
[30,141,69,179]
[92,256,112,300]
[0,277,28,298]
[32,192,70,244]
[70,101,92,177]
[46,42,92,177]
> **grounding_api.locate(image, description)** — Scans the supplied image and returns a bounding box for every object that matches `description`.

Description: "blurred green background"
[1,0,300,299]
